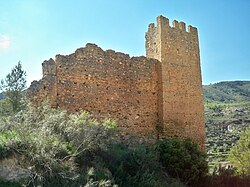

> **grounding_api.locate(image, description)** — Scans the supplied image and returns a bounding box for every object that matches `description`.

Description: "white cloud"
[0,35,11,49]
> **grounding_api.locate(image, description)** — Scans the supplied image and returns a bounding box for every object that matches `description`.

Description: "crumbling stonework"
[28,44,160,136]
[27,15,205,148]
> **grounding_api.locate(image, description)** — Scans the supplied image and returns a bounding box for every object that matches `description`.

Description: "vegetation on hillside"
[203,81,250,103]
[203,81,250,186]
[0,102,117,186]
[0,102,209,187]
[228,126,250,176]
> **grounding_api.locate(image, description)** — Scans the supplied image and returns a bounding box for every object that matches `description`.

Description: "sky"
[0,0,250,86]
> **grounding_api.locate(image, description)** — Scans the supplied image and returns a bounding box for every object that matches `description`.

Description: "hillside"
[203,81,250,103]
[0,92,4,100]
[203,81,250,171]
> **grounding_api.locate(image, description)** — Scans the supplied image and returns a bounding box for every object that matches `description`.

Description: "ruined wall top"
[41,43,159,76]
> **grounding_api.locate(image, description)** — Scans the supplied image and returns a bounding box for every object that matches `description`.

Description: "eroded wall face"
[161,29,205,148]
[28,44,159,136]
[146,16,205,149]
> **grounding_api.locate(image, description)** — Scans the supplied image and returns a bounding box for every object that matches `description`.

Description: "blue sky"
[0,0,249,85]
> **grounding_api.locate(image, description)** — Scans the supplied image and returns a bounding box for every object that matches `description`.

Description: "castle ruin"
[27,16,205,148]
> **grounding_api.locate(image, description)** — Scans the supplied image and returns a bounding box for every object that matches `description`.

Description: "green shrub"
[0,102,117,186]
[0,131,20,159]
[0,102,192,187]
[157,138,208,186]
[0,179,21,187]
[228,127,250,176]
[0,99,13,117]
[103,138,176,187]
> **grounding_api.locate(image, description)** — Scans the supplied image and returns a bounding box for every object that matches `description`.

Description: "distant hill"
[203,81,250,103]
[0,92,4,100]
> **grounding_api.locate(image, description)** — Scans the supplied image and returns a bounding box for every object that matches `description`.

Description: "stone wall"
[28,43,160,136]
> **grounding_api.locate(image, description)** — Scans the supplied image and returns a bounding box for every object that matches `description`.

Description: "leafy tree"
[0,61,27,113]
[228,127,250,176]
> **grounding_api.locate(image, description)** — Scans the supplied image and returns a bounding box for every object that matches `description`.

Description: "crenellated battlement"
[148,15,198,34]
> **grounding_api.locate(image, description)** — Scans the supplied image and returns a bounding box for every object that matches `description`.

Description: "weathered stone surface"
[0,156,31,181]
[27,43,160,136]
[27,15,205,149]
[146,16,205,149]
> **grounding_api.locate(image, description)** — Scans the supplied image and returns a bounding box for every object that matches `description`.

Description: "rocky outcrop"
[0,156,31,182]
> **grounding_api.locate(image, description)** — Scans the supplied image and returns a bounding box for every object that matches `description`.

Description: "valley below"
[203,81,250,171]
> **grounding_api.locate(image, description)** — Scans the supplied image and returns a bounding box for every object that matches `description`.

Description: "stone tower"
[146,15,205,148]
